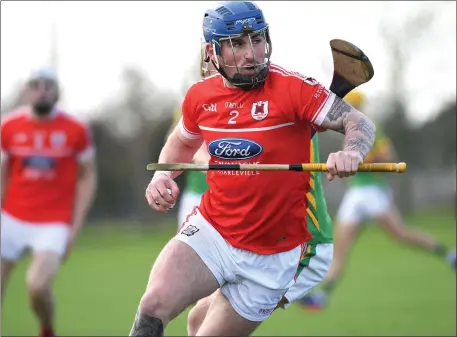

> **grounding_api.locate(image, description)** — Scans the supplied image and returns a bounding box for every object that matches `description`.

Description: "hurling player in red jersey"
[131,2,376,336]
[1,69,97,337]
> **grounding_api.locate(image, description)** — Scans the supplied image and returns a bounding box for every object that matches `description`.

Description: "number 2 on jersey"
[228,110,239,124]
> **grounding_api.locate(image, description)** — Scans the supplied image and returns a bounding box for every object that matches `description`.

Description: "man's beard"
[33,101,54,116]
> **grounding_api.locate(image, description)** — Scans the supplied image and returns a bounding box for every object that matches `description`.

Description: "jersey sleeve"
[290,76,336,126]
[178,87,202,140]
[75,123,95,163]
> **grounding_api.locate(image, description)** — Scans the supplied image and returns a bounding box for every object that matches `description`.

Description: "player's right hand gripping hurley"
[145,173,179,213]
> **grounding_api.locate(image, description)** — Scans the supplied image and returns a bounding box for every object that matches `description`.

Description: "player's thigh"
[221,243,303,322]
[26,251,62,291]
[282,243,334,307]
[25,223,70,291]
[178,191,203,229]
[144,209,223,317]
[196,289,261,337]
[143,239,219,320]
[1,211,29,262]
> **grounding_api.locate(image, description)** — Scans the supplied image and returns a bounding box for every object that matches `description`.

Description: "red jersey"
[1,106,94,225]
[179,64,336,254]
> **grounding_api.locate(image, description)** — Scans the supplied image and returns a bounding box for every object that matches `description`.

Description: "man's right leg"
[1,211,27,305]
[130,209,222,337]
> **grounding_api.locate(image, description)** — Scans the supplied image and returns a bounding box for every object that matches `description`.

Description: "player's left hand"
[326,150,363,181]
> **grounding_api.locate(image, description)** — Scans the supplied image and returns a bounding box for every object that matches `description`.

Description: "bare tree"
[379,2,440,118]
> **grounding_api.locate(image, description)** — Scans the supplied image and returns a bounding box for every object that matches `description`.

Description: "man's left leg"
[195,289,262,336]
[26,251,62,337]
[194,243,303,336]
[26,224,70,337]
[187,293,216,336]
[376,205,456,271]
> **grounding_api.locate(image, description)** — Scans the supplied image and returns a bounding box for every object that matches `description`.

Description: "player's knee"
[138,286,171,323]
[26,278,51,300]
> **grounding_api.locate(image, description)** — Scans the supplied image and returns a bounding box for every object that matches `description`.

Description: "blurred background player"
[186,126,335,335]
[165,46,214,230]
[302,90,457,311]
[0,68,98,337]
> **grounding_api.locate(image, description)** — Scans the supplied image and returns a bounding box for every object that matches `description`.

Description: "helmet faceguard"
[202,1,272,91]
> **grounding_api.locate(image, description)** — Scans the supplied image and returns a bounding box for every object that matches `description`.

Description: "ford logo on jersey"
[208,138,263,160]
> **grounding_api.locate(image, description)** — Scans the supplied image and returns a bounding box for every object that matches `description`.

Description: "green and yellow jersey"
[306,134,333,245]
[299,133,333,267]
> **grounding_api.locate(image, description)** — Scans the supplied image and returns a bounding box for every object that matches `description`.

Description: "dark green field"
[2,208,456,336]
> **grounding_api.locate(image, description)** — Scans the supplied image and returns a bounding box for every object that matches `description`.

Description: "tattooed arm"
[320,95,376,180]
[321,95,376,159]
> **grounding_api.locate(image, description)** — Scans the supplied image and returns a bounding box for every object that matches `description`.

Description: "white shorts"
[283,243,334,308]
[336,185,392,225]
[1,211,70,262]
[177,190,203,230]
[175,208,303,322]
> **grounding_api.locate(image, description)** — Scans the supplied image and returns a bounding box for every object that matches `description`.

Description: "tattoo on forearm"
[345,138,372,159]
[344,114,376,159]
[346,117,375,144]
[327,97,352,121]
[320,94,376,159]
[322,96,352,134]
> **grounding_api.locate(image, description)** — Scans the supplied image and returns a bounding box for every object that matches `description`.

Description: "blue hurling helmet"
[202,1,272,91]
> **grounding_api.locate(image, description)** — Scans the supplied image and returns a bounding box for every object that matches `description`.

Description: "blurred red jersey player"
[1,68,98,337]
